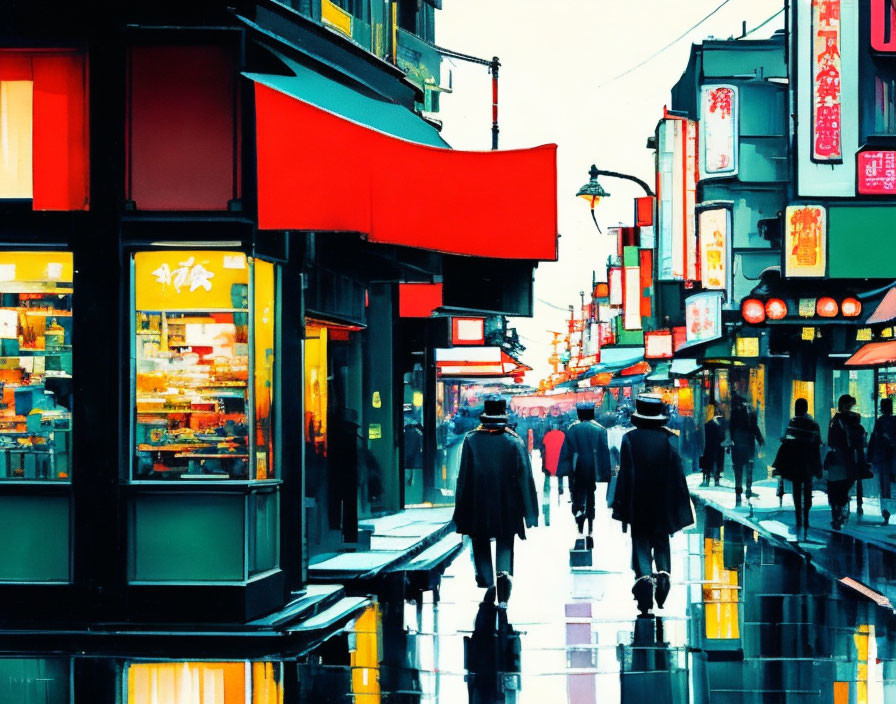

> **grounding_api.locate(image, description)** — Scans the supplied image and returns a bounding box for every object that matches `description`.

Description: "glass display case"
[0,252,73,482]
[133,251,276,481]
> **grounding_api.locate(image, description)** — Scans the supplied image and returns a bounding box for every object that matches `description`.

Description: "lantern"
[816,297,838,317]
[841,297,862,317]
[742,298,766,324]
[765,298,788,320]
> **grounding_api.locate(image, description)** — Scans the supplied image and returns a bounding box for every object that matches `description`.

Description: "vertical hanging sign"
[698,206,730,292]
[871,0,896,52]
[812,0,842,162]
[700,85,738,178]
[657,118,685,280]
[785,205,827,277]
[623,266,642,330]
[685,119,699,282]
[609,267,623,306]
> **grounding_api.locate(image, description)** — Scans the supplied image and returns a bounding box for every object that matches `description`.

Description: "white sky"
[436,0,785,383]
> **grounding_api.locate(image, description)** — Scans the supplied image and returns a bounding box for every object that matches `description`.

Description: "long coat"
[701,417,726,468]
[556,419,612,489]
[729,405,764,465]
[453,423,539,540]
[827,411,866,482]
[868,414,896,468]
[772,413,822,482]
[611,425,694,535]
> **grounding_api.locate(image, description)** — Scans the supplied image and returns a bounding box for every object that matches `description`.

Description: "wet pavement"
[295,464,896,703]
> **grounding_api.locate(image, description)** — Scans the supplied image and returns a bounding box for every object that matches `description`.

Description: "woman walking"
[869,398,896,525]
[772,398,822,540]
[826,394,867,530]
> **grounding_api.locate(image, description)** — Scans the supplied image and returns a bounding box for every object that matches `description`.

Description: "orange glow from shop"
[817,297,839,317]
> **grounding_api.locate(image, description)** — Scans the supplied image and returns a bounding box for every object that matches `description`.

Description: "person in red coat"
[541,423,567,494]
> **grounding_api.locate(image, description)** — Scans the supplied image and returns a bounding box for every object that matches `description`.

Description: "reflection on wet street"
[296,475,896,703]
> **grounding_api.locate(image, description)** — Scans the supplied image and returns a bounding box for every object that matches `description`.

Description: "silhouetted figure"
[826,394,866,530]
[700,404,726,487]
[869,398,896,525]
[772,397,822,540]
[464,602,521,703]
[729,394,764,504]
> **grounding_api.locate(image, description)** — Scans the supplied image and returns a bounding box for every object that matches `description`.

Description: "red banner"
[872,0,896,52]
[254,84,558,260]
[858,150,896,194]
[812,0,842,161]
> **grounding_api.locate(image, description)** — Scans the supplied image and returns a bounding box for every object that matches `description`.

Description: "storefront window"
[703,532,740,640]
[0,252,73,482]
[832,368,875,433]
[127,661,283,703]
[133,251,277,481]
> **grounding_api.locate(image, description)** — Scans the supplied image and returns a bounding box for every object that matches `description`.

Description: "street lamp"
[575,164,656,233]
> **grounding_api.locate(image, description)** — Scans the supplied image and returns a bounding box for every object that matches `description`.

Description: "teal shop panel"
[130,493,245,582]
[702,184,784,249]
[249,490,280,576]
[0,495,69,582]
[0,658,69,703]
[738,138,787,183]
[702,45,786,80]
[829,206,896,279]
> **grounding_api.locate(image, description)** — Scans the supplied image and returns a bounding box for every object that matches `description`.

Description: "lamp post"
[576,164,656,233]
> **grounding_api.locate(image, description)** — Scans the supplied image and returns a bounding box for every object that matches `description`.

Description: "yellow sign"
[372,391,382,409]
[798,298,817,317]
[135,250,248,311]
[857,328,873,342]
[884,327,894,339]
[368,423,382,440]
[412,391,424,407]
[735,337,759,357]
[802,327,816,341]
[785,205,826,278]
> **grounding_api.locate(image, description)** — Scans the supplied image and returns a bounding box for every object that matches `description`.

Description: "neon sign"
[812,0,842,161]
[857,150,896,194]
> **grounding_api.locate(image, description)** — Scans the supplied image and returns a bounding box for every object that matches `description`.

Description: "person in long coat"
[700,404,726,487]
[611,394,694,615]
[729,394,764,503]
[826,394,867,530]
[772,397,822,540]
[453,397,539,608]
[557,403,612,544]
[869,398,896,524]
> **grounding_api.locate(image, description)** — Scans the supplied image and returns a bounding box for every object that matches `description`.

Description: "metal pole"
[490,56,500,150]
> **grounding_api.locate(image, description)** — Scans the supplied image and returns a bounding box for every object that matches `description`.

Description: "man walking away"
[869,398,896,525]
[700,404,726,487]
[772,398,822,540]
[611,394,694,615]
[729,395,764,505]
[557,403,612,546]
[453,397,539,608]
[826,394,866,530]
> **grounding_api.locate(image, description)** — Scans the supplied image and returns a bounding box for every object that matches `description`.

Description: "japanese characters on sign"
[871,0,896,52]
[623,266,642,330]
[685,291,723,344]
[698,207,730,292]
[812,0,842,161]
[700,85,738,178]
[785,205,827,277]
[857,151,896,194]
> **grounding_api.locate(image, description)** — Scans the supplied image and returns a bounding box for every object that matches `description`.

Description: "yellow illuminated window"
[133,251,277,480]
[792,380,815,418]
[127,661,283,704]
[703,533,740,639]
[304,324,328,454]
[0,81,33,199]
[351,604,381,700]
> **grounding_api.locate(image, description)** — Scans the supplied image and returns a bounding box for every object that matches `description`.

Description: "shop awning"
[845,341,896,367]
[435,347,531,378]
[250,72,558,260]
[670,359,703,376]
[866,287,896,325]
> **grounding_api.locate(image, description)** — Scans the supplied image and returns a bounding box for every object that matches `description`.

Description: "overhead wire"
[738,7,785,39]
[595,0,734,88]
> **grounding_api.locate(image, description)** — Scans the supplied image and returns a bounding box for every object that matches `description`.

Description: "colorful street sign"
[700,85,738,178]
[685,291,723,344]
[698,206,730,292]
[812,0,842,161]
[645,330,673,359]
[623,266,642,330]
[785,205,827,277]
[871,0,896,52]
[857,150,896,194]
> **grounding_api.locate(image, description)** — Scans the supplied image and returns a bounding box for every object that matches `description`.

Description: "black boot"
[496,572,512,608]
[654,571,671,609]
[884,509,891,526]
[632,575,654,615]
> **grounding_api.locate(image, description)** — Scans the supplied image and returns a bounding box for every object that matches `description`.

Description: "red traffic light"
[765,298,788,320]
[817,297,839,317]
[742,298,766,324]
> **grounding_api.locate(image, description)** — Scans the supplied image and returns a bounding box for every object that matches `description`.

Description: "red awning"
[867,288,896,325]
[435,347,531,378]
[845,341,896,367]
[253,83,558,260]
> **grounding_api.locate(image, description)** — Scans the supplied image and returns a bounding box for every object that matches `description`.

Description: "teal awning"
[245,50,449,148]
[670,359,702,376]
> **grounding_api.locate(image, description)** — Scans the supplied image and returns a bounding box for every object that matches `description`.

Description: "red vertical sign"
[871,0,896,52]
[858,150,896,194]
[812,0,842,161]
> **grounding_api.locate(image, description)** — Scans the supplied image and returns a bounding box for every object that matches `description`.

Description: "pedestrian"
[729,394,764,504]
[869,397,896,525]
[611,394,694,615]
[541,422,567,494]
[825,394,867,530]
[700,403,726,487]
[557,402,612,546]
[453,397,539,608]
[772,398,822,540]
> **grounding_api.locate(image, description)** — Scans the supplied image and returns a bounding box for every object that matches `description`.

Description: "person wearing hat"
[557,402,612,545]
[825,393,867,530]
[453,397,539,608]
[611,394,694,615]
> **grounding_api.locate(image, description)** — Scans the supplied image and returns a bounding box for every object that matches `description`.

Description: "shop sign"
[802,326,817,341]
[656,117,697,281]
[685,291,723,343]
[609,267,623,306]
[799,298,817,317]
[735,337,759,358]
[857,150,896,194]
[812,0,842,161]
[785,205,827,277]
[857,327,873,341]
[685,120,698,282]
[623,267,642,330]
[135,251,248,311]
[452,317,485,345]
[672,326,687,351]
[698,206,730,291]
[368,423,382,440]
[700,85,738,178]
[645,330,673,359]
[871,0,896,52]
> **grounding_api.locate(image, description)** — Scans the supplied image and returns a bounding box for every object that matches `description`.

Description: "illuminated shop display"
[133,251,277,480]
[0,252,72,481]
[812,0,842,161]
[785,205,826,277]
[700,85,738,177]
[857,151,896,194]
[703,533,740,639]
[686,291,723,343]
[127,661,283,703]
[698,206,730,291]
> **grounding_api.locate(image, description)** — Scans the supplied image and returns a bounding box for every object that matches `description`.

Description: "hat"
[576,402,596,421]
[480,397,508,423]
[631,393,668,425]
